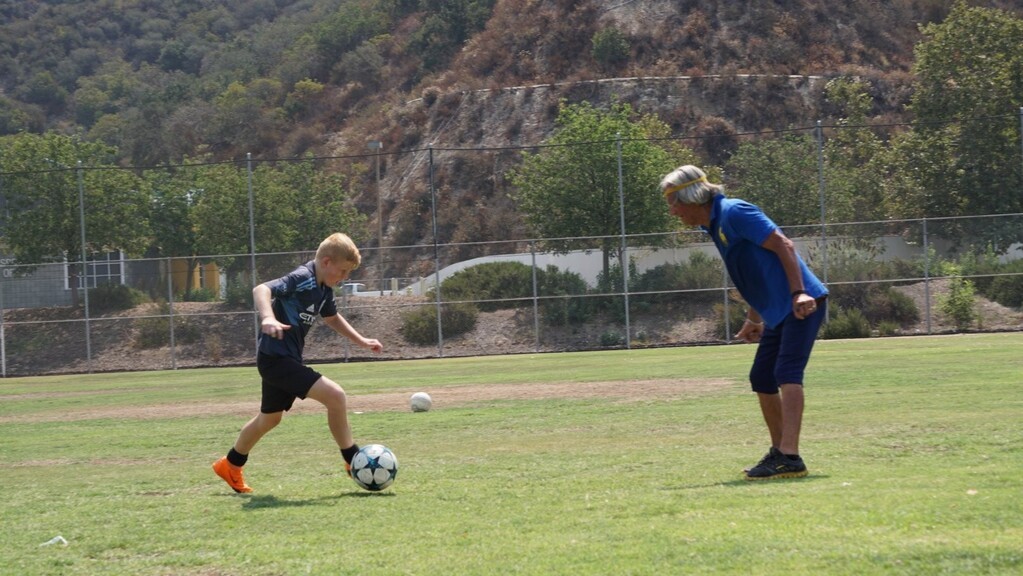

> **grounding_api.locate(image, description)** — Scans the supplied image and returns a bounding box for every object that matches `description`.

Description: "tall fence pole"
[166,257,178,370]
[0,162,5,377]
[815,121,829,287]
[76,161,93,373]
[428,144,443,357]
[923,218,932,335]
[530,241,540,352]
[1,273,6,378]
[722,264,731,343]
[246,152,259,350]
[616,133,631,348]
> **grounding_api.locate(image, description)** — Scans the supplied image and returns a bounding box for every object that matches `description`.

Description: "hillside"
[5,0,1000,161]
[3,0,1023,274]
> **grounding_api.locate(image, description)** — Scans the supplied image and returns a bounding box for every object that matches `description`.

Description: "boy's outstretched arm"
[324,314,383,353]
[252,283,290,339]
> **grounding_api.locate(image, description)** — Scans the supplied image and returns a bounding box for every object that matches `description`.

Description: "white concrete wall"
[387,235,1015,297]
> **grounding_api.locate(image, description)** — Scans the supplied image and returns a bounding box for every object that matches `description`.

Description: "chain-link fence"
[3,117,1023,377]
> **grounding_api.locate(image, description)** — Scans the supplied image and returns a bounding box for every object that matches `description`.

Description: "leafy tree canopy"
[511,101,691,277]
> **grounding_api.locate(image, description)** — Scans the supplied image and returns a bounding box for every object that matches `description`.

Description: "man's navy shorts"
[749,298,827,394]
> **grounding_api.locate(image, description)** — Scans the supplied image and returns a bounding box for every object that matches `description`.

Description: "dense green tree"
[411,0,497,72]
[724,133,824,229]
[145,165,205,291]
[0,133,149,305]
[312,3,390,77]
[821,77,885,223]
[189,158,366,260]
[188,161,265,259]
[0,96,42,134]
[276,159,368,251]
[725,79,888,231]
[908,1,1023,251]
[510,101,684,279]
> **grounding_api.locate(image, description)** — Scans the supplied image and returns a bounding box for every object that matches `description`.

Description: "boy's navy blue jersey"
[257,261,338,361]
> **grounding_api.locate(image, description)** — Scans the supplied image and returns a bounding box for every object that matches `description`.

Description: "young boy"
[213,232,383,493]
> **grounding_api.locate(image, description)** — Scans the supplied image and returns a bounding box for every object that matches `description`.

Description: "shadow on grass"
[233,491,397,509]
[338,491,398,499]
[663,474,832,490]
[238,494,344,509]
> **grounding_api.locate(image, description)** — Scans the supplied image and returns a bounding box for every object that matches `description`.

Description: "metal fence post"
[246,152,259,351]
[1,273,5,378]
[76,160,93,372]
[923,217,932,335]
[428,144,443,357]
[166,257,177,370]
[616,133,631,348]
[722,264,731,343]
[530,240,540,352]
[815,121,829,284]
[0,162,5,377]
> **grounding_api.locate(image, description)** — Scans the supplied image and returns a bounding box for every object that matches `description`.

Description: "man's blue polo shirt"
[703,194,827,329]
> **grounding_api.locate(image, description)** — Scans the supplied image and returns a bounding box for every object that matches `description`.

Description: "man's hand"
[793,292,818,320]
[735,319,764,343]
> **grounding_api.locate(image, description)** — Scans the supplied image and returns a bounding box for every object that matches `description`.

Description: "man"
[660,165,828,480]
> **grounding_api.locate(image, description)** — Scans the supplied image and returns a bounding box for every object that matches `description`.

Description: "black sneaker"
[743,447,782,474]
[745,451,808,480]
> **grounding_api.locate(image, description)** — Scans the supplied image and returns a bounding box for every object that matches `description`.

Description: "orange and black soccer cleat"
[212,456,253,493]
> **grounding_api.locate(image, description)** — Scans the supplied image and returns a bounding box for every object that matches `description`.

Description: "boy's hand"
[362,338,383,353]
[261,318,291,339]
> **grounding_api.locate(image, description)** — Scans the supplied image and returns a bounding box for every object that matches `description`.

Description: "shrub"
[421,86,441,106]
[182,287,218,302]
[600,330,625,347]
[400,302,478,345]
[631,251,723,307]
[863,285,919,327]
[87,283,149,315]
[224,274,254,309]
[821,307,871,339]
[134,303,202,349]
[875,320,900,336]
[956,245,1000,295]
[711,290,749,340]
[941,274,976,331]
[982,260,1023,309]
[827,283,919,328]
[591,27,629,70]
[538,266,594,326]
[437,261,535,311]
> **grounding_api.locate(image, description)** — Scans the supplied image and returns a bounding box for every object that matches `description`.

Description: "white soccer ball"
[350,444,398,491]
[410,391,433,412]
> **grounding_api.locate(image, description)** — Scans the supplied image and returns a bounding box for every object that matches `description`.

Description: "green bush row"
[400,302,480,346]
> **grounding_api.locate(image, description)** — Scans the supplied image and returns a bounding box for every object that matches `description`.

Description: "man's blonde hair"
[316,233,361,268]
[659,165,723,205]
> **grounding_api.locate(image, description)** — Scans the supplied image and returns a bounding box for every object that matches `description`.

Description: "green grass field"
[1,333,1021,575]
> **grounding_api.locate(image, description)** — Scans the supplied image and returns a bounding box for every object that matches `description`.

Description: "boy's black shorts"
[256,353,323,413]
